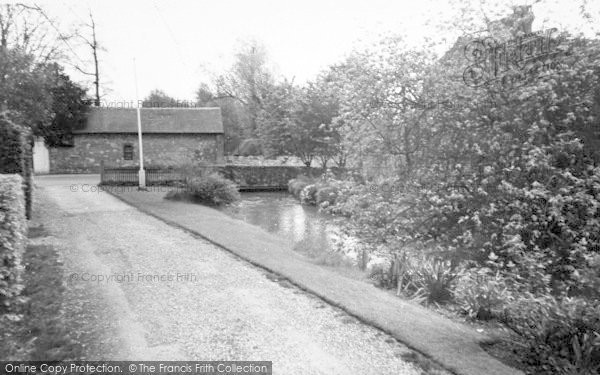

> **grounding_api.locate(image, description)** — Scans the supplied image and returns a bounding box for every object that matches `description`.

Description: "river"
[218,191,358,262]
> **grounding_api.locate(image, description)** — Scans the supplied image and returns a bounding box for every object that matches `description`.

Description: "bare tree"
[74,12,101,106]
[0,3,66,111]
[1,3,72,62]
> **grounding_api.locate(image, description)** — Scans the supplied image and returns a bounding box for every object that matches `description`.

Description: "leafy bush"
[165,173,240,206]
[504,296,600,374]
[0,116,25,174]
[454,268,513,320]
[408,257,458,304]
[0,114,32,219]
[378,253,458,304]
[289,173,346,207]
[288,175,314,197]
[325,182,371,217]
[315,186,338,206]
[0,174,27,310]
[299,184,318,204]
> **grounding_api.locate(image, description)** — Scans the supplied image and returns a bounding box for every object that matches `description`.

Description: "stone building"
[45,107,224,173]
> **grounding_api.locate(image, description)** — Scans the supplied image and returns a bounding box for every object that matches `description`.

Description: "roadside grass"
[0,225,81,360]
[399,351,450,375]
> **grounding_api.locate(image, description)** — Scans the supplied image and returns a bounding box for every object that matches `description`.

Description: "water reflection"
[219,191,348,257]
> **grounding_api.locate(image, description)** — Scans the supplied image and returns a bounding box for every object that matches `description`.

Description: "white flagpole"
[133,58,146,189]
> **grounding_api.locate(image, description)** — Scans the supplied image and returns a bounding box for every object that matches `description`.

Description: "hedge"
[0,174,27,310]
[0,113,32,219]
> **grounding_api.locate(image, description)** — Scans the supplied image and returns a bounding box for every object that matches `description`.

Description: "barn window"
[123,143,134,160]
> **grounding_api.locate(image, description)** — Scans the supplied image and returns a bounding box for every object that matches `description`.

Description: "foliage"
[0,113,32,219]
[299,184,319,205]
[322,9,600,369]
[198,94,247,155]
[257,80,310,164]
[214,39,275,136]
[410,257,458,304]
[0,114,26,174]
[399,36,600,296]
[42,64,89,147]
[0,174,26,311]
[258,77,342,167]
[503,296,600,374]
[454,268,513,320]
[330,36,439,176]
[369,252,458,304]
[0,46,89,147]
[327,27,600,297]
[395,256,458,304]
[142,89,179,108]
[288,175,314,197]
[315,186,339,207]
[295,78,342,168]
[165,173,240,206]
[0,48,52,130]
[288,172,347,207]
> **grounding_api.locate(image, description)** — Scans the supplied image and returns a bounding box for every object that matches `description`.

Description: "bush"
[504,296,600,374]
[0,114,32,219]
[315,185,339,207]
[300,184,318,205]
[0,174,27,310]
[0,116,25,174]
[165,173,240,206]
[289,174,345,207]
[382,253,458,304]
[454,268,513,320]
[288,175,313,197]
[408,257,458,304]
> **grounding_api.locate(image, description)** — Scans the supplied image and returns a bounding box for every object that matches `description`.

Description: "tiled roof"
[75,107,223,134]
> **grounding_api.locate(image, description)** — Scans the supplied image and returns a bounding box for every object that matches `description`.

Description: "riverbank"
[108,188,523,375]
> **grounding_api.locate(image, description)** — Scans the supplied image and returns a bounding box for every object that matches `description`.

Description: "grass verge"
[0,225,81,360]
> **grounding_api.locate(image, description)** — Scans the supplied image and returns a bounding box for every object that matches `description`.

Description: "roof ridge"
[77,106,224,134]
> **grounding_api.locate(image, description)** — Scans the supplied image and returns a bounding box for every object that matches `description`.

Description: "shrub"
[0,174,27,310]
[0,114,32,219]
[0,116,25,174]
[384,253,458,304]
[289,174,346,207]
[454,268,513,320]
[504,296,600,374]
[315,185,340,207]
[300,184,318,205]
[324,182,371,217]
[409,257,458,304]
[288,175,314,197]
[165,173,240,206]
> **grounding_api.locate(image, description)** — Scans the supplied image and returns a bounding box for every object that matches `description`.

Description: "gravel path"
[34,175,428,375]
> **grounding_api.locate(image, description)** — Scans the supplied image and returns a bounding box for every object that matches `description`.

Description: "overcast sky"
[24,0,600,104]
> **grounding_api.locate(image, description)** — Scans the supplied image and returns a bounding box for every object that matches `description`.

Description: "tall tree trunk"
[90,13,100,107]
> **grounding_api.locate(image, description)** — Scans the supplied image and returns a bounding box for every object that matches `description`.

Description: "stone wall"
[217,165,323,190]
[49,133,223,173]
[99,165,340,190]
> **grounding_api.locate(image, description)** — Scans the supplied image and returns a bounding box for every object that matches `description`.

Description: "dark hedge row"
[0,113,32,219]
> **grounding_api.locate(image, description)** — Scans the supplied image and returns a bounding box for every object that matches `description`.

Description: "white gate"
[33,138,50,174]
